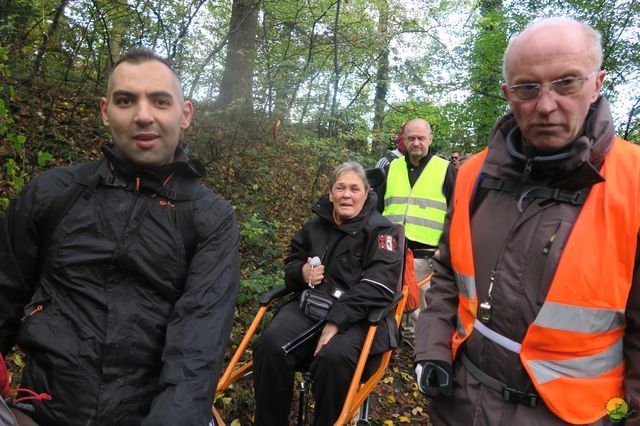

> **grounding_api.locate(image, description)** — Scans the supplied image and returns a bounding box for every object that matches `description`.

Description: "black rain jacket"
[0,142,240,425]
[284,191,403,353]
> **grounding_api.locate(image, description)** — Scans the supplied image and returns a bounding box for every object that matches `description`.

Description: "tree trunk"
[214,0,259,120]
[327,0,341,135]
[31,0,70,79]
[371,0,390,156]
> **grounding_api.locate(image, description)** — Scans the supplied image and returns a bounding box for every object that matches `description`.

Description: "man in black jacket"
[0,49,240,425]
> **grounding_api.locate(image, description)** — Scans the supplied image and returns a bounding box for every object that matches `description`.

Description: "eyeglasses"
[451,156,459,160]
[507,70,598,101]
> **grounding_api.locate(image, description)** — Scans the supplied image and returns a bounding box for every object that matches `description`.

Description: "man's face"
[450,152,460,166]
[100,60,193,167]
[404,121,432,164]
[502,23,605,151]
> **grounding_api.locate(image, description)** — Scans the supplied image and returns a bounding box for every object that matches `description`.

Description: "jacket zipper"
[21,305,44,321]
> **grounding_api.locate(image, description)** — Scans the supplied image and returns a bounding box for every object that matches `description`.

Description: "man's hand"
[415,360,453,398]
[314,322,339,355]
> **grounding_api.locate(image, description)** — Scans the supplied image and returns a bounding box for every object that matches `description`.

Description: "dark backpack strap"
[480,177,587,207]
[173,177,198,262]
[42,160,198,263]
[40,160,103,250]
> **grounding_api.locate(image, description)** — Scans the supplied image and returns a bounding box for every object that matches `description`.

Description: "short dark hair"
[107,48,184,99]
[111,48,177,77]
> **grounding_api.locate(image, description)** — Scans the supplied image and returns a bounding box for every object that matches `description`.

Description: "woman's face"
[329,170,368,221]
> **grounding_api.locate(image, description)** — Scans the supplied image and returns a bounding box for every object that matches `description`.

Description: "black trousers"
[253,301,381,426]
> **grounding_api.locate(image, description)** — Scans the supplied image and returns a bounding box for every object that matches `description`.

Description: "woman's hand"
[302,257,325,286]
[314,322,339,355]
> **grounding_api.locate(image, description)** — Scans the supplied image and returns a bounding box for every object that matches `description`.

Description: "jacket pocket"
[17,296,52,349]
[17,295,82,366]
[20,297,51,323]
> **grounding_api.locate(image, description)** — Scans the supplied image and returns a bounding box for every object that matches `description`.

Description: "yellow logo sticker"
[606,397,635,423]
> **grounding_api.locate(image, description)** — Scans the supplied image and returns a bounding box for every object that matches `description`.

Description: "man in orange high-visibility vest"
[415,17,640,425]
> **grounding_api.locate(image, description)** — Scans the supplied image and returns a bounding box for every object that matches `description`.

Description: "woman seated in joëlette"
[252,161,403,425]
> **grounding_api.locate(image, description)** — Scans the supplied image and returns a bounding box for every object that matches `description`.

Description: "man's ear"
[591,70,606,103]
[501,83,510,101]
[181,100,193,130]
[100,97,109,126]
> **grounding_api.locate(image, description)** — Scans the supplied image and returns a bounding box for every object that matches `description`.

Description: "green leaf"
[37,150,53,167]
[12,352,24,368]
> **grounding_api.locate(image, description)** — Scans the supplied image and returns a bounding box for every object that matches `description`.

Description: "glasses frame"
[506,70,599,101]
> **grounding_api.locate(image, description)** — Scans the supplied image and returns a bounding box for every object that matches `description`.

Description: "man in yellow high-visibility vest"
[381,118,457,341]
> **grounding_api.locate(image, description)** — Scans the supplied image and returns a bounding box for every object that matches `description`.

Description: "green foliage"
[238,213,284,305]
[240,213,283,264]
[3,159,27,193]
[464,2,509,149]
[0,46,30,204]
[37,151,54,167]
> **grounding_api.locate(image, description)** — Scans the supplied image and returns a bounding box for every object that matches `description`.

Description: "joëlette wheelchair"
[212,223,432,425]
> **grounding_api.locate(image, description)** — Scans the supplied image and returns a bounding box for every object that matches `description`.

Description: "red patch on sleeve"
[378,234,397,252]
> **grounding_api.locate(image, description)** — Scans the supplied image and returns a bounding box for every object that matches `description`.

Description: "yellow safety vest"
[383,156,448,246]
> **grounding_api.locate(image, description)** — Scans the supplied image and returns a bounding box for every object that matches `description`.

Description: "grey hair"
[502,17,603,82]
[330,161,370,192]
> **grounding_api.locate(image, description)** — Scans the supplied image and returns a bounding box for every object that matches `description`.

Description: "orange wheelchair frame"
[213,227,431,425]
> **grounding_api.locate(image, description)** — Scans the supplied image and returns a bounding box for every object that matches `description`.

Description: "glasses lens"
[512,84,540,100]
[552,77,583,96]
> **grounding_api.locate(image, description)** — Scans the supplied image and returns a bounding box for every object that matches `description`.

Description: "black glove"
[416,360,453,398]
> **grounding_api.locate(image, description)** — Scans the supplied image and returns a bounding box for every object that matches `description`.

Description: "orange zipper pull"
[29,305,44,316]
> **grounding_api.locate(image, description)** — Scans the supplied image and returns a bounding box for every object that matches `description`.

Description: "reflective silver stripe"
[534,302,625,334]
[455,271,476,300]
[384,214,405,225]
[528,337,624,385]
[385,196,409,207]
[382,215,446,231]
[457,318,467,337]
[404,216,445,231]
[362,278,396,295]
[474,319,521,353]
[385,196,447,211]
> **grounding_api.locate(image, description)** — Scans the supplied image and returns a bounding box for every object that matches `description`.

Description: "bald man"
[415,18,640,425]
[380,118,457,343]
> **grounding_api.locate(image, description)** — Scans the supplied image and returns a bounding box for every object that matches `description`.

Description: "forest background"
[0,0,639,424]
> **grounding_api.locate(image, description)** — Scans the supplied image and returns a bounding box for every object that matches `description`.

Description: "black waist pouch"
[299,288,336,321]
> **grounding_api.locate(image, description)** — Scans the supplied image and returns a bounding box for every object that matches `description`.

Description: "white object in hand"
[308,256,321,287]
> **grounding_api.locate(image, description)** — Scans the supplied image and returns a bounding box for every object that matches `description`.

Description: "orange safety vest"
[449,138,640,424]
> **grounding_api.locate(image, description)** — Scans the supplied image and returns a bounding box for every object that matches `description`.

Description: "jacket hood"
[313,190,379,234]
[102,141,206,181]
[483,95,614,190]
